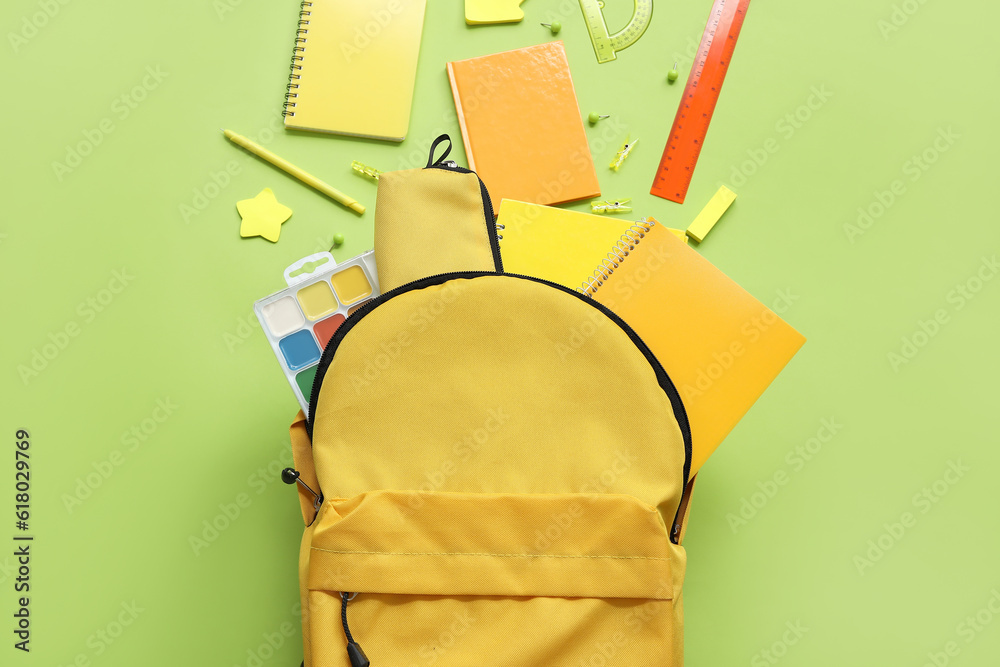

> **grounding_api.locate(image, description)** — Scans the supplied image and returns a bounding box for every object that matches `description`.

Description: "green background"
[2,0,998,665]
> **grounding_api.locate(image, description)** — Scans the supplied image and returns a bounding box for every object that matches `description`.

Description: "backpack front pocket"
[305,490,681,667]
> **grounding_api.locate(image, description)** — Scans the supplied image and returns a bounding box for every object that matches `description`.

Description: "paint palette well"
[254,251,380,414]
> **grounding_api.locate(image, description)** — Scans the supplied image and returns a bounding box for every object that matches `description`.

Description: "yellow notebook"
[283,0,427,141]
[584,221,806,475]
[497,200,639,289]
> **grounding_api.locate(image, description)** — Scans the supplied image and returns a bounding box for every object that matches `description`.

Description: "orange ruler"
[650,0,751,204]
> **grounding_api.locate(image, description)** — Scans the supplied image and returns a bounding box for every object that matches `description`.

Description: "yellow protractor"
[579,0,653,63]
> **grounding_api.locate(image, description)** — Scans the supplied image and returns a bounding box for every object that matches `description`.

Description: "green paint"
[294,365,318,400]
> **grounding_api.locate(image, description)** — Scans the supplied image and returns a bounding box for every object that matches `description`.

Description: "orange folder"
[586,222,806,474]
[446,42,600,206]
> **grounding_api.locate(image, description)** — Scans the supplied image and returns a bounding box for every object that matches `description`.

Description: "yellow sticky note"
[686,185,737,243]
[237,188,292,243]
[465,0,525,24]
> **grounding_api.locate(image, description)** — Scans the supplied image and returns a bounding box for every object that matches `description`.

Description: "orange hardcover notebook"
[446,42,600,206]
[585,221,806,475]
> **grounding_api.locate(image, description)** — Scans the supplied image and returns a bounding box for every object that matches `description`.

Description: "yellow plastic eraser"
[686,185,737,243]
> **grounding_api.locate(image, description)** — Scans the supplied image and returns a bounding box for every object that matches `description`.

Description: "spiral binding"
[495,222,505,241]
[283,0,313,118]
[578,218,656,296]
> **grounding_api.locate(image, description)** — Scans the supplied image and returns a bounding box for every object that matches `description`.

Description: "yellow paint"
[685,185,737,243]
[465,0,525,24]
[330,266,372,305]
[237,188,292,242]
[297,281,339,321]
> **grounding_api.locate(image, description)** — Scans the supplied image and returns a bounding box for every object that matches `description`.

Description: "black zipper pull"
[341,592,370,667]
[280,468,322,512]
[425,133,453,168]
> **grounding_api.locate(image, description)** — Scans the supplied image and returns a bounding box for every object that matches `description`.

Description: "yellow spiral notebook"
[282,0,427,141]
[497,200,637,289]
[583,221,806,475]
[497,203,805,475]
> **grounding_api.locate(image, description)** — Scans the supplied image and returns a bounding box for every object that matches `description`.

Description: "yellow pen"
[222,129,365,214]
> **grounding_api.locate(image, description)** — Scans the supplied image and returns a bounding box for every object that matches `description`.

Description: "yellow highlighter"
[223,129,365,214]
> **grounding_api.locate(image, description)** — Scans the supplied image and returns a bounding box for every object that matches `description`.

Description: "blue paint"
[279,330,320,371]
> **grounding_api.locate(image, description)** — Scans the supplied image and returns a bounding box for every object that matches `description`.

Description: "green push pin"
[588,112,610,125]
[667,62,679,83]
[332,232,345,248]
[540,21,561,34]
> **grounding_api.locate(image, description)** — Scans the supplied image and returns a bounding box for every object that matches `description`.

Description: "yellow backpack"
[285,136,696,667]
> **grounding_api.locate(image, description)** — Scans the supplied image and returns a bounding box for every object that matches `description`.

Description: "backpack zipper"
[306,271,693,493]
[341,592,369,666]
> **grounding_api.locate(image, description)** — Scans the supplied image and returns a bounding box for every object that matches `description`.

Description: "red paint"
[313,314,346,348]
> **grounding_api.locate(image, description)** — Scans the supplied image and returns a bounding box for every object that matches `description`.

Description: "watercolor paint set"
[254,250,380,414]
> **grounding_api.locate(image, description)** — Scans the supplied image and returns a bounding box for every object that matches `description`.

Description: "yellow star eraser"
[686,185,737,243]
[237,188,292,243]
[465,0,525,25]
